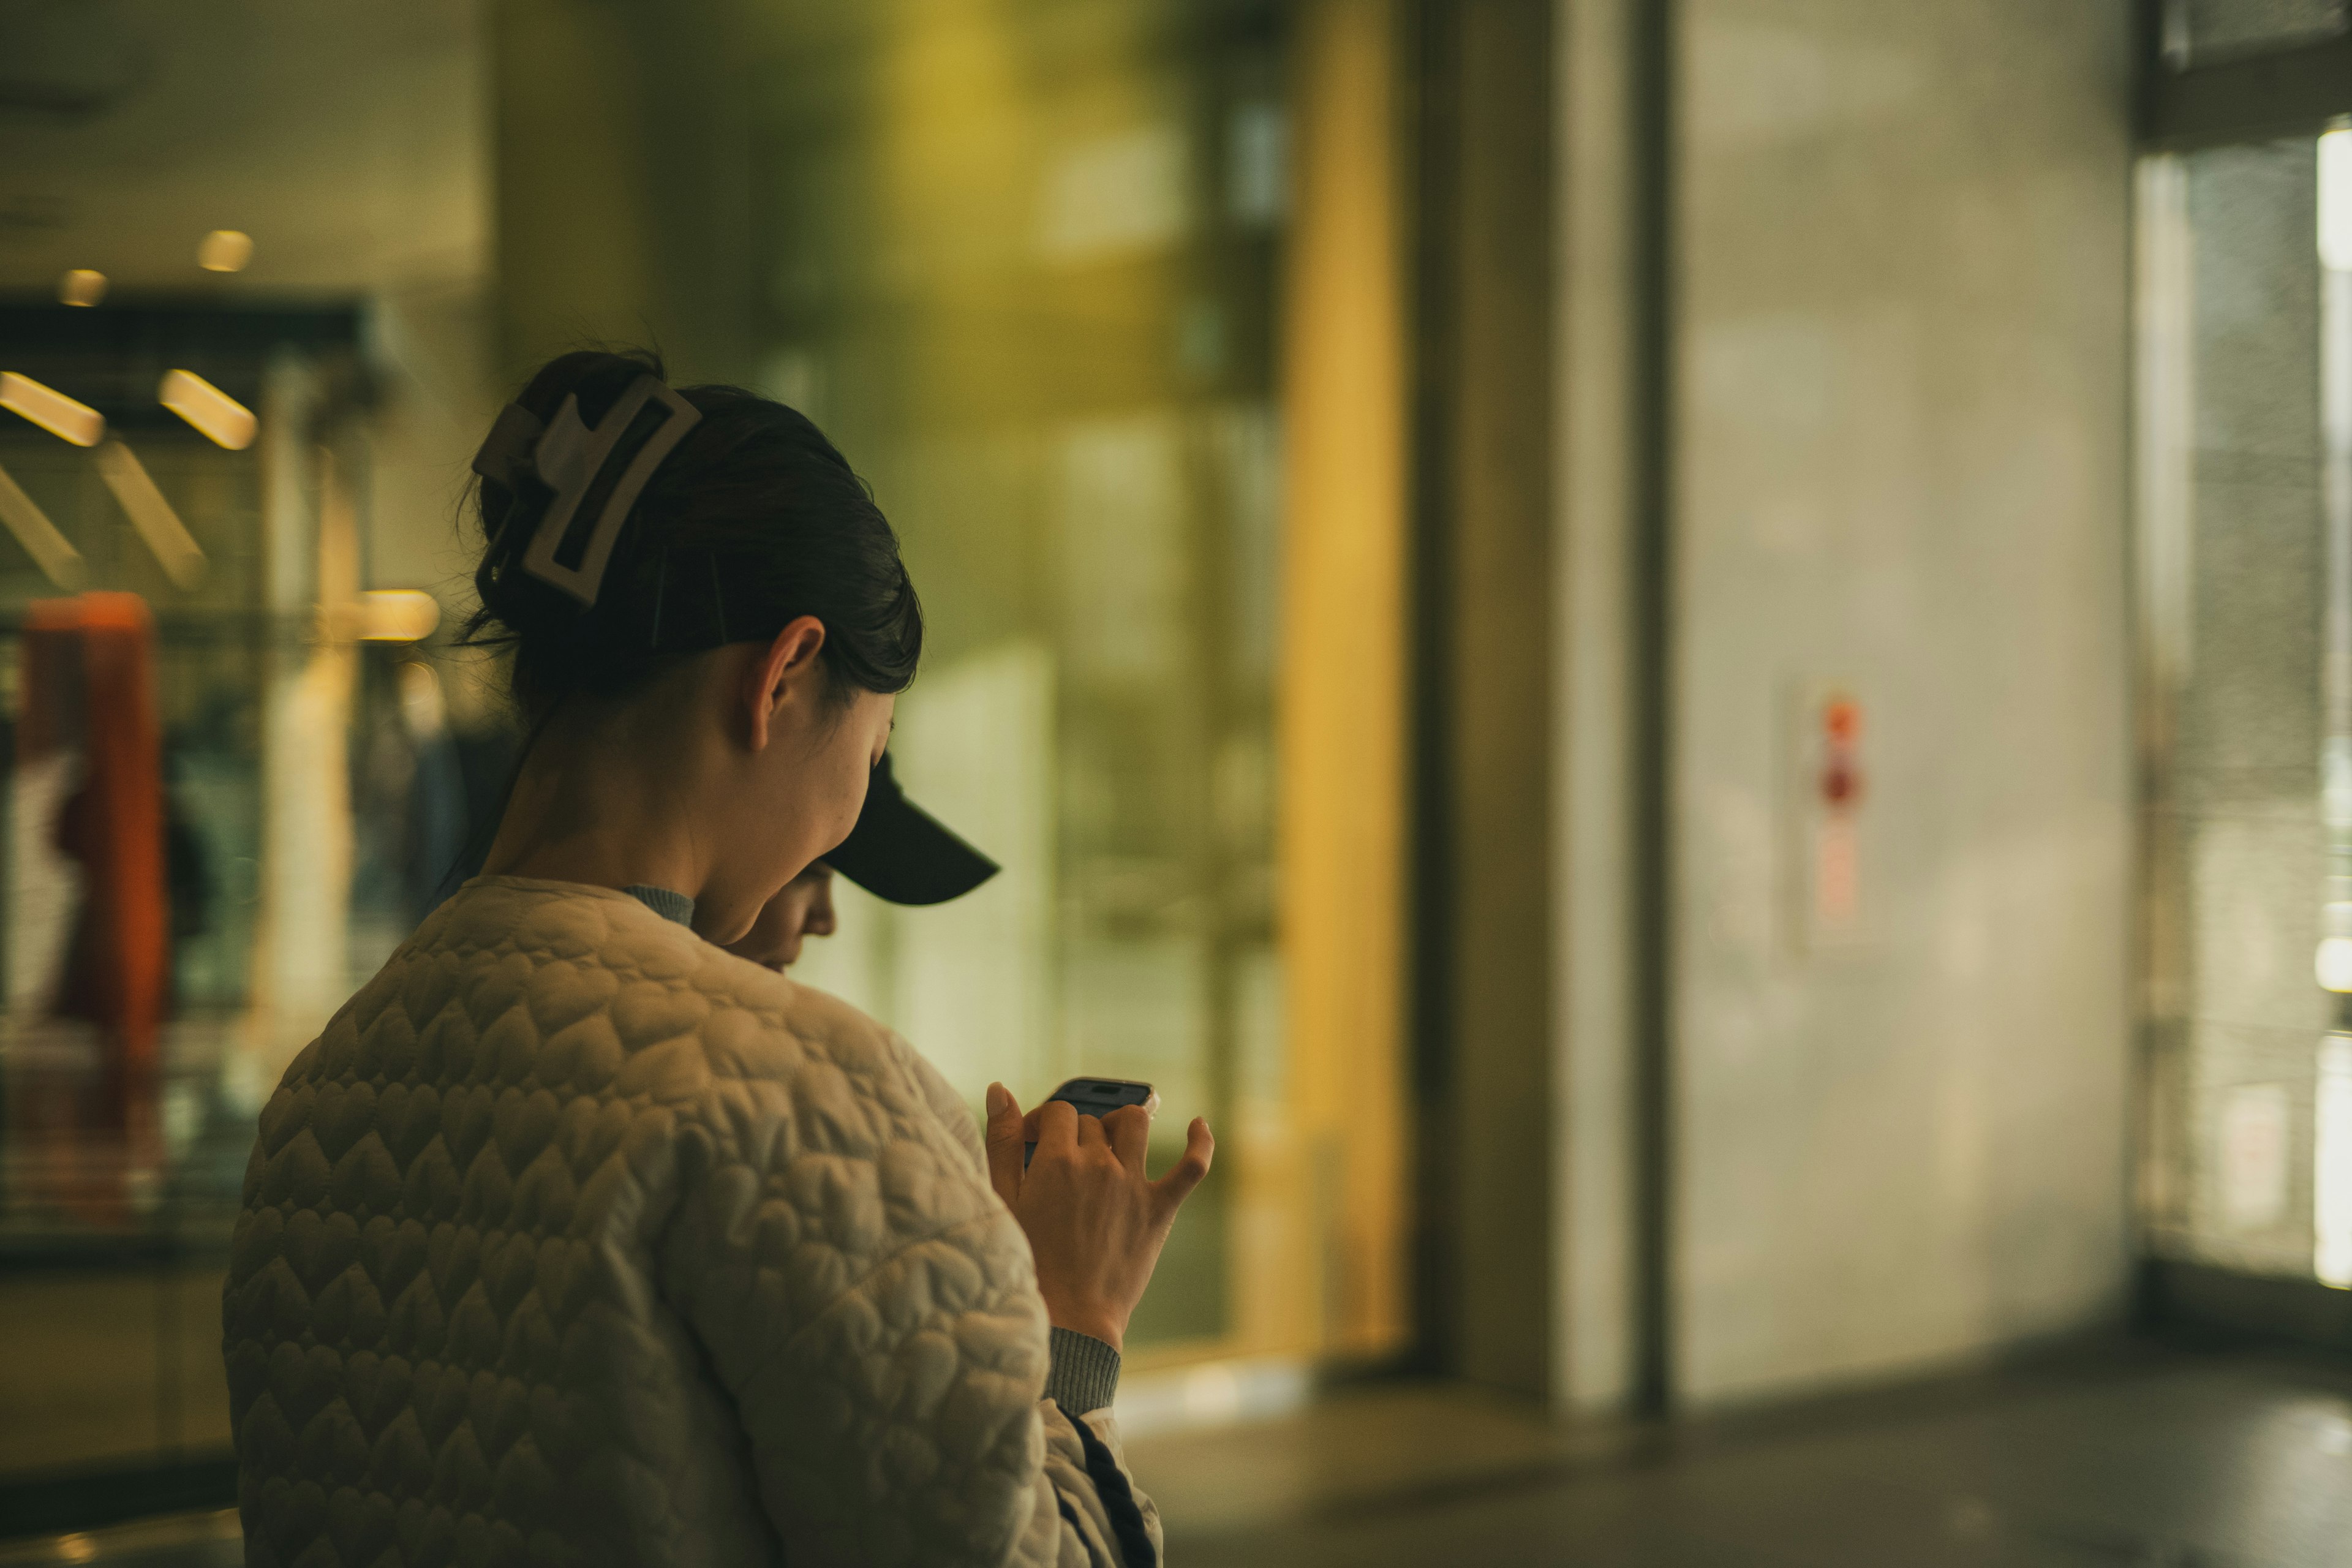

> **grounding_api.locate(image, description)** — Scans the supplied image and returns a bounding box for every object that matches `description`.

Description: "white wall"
[1668,0,2135,1403]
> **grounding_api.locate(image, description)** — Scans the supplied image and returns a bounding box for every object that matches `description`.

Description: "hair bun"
[514,347,669,428]
[460,344,921,724]
[469,348,676,645]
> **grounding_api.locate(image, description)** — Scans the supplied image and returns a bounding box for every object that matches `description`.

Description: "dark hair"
[462,347,921,723]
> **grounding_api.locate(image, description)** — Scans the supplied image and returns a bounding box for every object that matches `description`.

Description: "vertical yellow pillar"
[1280,0,1409,1358]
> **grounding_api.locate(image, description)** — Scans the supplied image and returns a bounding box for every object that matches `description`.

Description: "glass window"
[2137,128,2352,1286]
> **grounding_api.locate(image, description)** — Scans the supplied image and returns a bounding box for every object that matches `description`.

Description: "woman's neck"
[480,704,718,899]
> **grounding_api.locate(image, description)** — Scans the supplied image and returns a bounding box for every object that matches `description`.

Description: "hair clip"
[469,375,703,608]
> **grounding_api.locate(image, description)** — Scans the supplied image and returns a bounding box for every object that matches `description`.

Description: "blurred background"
[0,0,2349,1562]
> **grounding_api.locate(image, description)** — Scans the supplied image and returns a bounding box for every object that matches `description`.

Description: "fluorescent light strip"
[2321,1035,2352,1289]
[157,369,256,450]
[2324,129,2352,273]
[0,461,87,587]
[95,440,207,590]
[0,371,105,447]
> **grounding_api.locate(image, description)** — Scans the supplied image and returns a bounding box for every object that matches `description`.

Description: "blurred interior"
[1,0,2351,1562]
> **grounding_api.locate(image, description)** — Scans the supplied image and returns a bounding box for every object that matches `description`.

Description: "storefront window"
[0,307,502,1475]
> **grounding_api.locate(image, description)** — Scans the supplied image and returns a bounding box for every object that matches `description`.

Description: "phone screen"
[1022,1077,1155,1167]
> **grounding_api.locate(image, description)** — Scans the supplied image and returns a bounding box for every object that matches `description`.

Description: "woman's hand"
[984,1083,1214,1353]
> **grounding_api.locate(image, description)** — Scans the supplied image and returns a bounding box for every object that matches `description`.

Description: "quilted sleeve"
[889,1028,988,1173]
[657,1067,1162,1566]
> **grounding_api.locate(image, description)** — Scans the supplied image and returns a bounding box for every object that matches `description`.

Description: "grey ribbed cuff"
[1044,1327,1121,1417]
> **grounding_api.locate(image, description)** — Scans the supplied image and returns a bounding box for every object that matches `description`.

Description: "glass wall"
[738,0,1292,1356]
[2137,126,2352,1287]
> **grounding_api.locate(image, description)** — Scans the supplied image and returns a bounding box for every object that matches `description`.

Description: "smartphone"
[1023,1077,1156,1167]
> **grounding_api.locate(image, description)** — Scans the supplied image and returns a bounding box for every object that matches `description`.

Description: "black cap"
[822,751,1000,905]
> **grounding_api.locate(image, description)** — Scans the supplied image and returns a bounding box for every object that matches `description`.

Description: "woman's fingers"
[983,1083,1025,1207]
[1033,1098,1079,1158]
[1104,1104,1150,1174]
[1150,1117,1215,1218]
[1074,1108,1109,1151]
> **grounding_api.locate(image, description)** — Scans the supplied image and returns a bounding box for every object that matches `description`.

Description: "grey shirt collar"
[623,884,696,927]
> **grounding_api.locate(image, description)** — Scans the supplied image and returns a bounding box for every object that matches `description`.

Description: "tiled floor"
[6,1341,2348,1566]
[1133,1343,2352,1567]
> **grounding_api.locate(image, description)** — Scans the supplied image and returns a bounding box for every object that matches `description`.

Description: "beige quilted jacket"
[222,876,1161,1567]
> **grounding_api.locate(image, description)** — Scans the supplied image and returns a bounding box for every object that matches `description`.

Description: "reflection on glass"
[755,1,1290,1355]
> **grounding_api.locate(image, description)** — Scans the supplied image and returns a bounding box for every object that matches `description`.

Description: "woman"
[222,350,1210,1567]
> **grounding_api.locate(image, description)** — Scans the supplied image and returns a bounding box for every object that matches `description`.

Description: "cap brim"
[823,763,1000,906]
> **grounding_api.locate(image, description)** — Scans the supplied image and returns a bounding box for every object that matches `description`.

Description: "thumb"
[984,1083,1025,1209]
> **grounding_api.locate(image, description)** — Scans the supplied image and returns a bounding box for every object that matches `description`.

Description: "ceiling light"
[57,270,107,307]
[0,372,105,446]
[197,230,253,273]
[356,589,443,643]
[157,369,256,450]
[2321,937,2352,993]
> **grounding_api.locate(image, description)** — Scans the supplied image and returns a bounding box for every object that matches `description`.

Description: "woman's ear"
[743,616,829,751]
